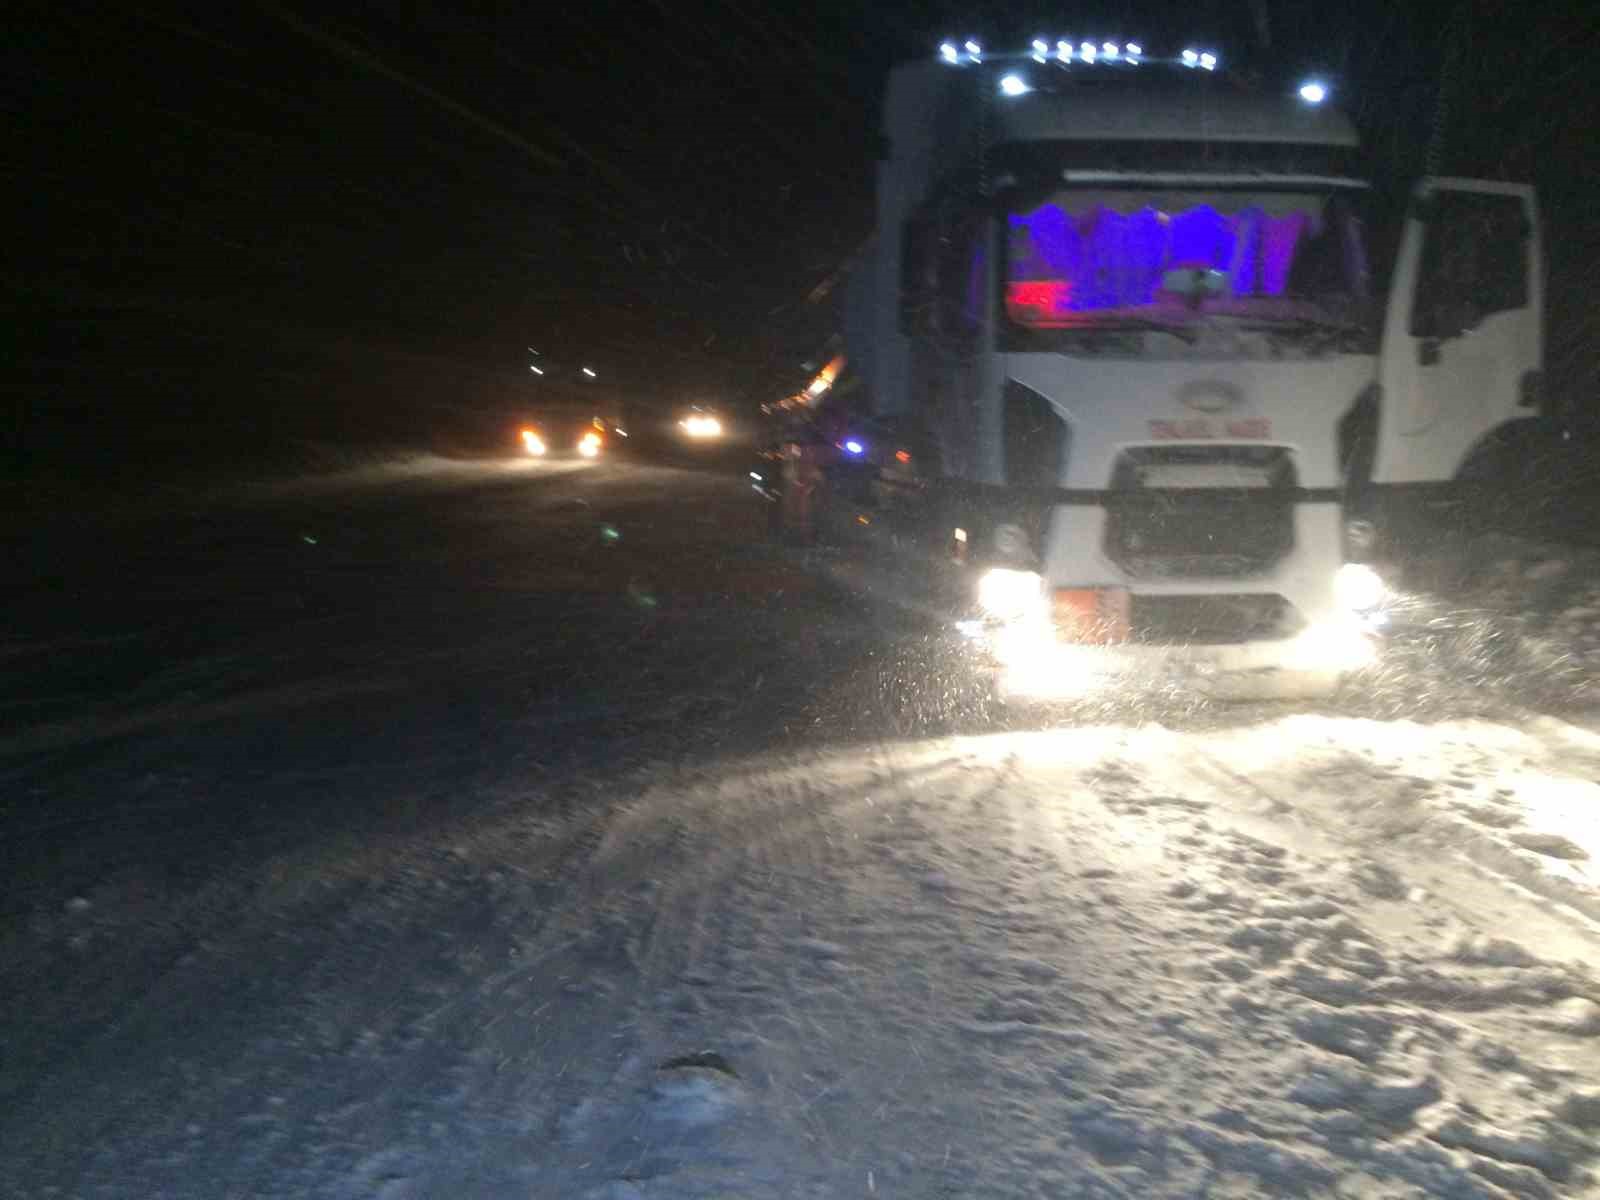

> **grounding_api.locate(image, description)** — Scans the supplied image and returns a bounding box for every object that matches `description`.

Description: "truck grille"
[1104,446,1295,580]
[1129,593,1303,645]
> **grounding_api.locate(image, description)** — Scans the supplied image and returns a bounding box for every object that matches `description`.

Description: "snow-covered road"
[8,467,1600,1199]
[12,710,1600,1199]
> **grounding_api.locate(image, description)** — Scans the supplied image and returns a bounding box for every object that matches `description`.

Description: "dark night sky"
[7,1,1597,461]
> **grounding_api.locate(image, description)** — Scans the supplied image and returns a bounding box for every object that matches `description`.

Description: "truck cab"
[849,43,1543,699]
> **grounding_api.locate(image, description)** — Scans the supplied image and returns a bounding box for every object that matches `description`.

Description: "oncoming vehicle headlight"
[522,429,546,456]
[578,430,603,458]
[1334,562,1386,613]
[978,568,1046,623]
[681,414,723,439]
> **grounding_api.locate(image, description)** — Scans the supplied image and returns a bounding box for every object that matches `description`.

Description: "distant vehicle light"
[1102,42,1119,59]
[1032,38,1048,53]
[940,42,959,62]
[843,439,865,455]
[964,40,980,54]
[521,429,546,456]
[749,471,764,481]
[529,365,544,375]
[1181,48,1199,66]
[1057,40,1072,61]
[894,449,912,464]
[581,366,597,377]
[578,430,603,458]
[1299,80,1328,104]
[1126,43,1143,58]
[1080,41,1097,62]
[680,414,723,439]
[999,73,1030,96]
[1200,52,1218,70]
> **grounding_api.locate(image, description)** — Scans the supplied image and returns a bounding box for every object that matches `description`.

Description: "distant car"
[520,411,612,459]
[677,406,725,442]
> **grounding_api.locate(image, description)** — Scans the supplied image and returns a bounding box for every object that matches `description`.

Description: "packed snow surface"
[11,711,1600,1199]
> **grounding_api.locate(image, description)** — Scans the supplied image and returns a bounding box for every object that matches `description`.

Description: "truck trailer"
[843,40,1544,699]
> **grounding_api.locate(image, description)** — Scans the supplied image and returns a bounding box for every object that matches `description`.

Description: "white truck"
[844,40,1544,699]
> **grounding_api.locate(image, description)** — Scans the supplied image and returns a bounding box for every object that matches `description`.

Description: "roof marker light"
[940,42,959,63]
[1181,48,1199,66]
[999,73,1030,96]
[1298,80,1328,104]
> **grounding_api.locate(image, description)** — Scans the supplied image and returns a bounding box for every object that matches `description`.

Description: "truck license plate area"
[1053,587,1131,643]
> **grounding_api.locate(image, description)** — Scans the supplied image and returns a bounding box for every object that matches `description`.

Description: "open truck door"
[1374,178,1543,491]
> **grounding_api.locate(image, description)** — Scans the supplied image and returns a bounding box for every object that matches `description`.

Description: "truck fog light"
[1334,562,1385,612]
[978,568,1046,622]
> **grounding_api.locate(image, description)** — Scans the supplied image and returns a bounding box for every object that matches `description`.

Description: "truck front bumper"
[982,615,1378,704]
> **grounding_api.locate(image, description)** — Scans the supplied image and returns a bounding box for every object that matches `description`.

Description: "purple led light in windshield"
[1007,202,1309,327]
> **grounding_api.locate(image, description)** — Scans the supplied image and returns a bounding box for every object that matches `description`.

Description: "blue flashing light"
[843,439,865,456]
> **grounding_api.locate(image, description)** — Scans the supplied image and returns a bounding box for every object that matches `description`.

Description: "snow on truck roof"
[994,88,1358,147]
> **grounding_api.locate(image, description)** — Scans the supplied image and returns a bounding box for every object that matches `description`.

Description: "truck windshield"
[1004,188,1371,338]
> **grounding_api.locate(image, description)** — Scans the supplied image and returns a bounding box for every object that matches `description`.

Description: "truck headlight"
[978,568,1046,623]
